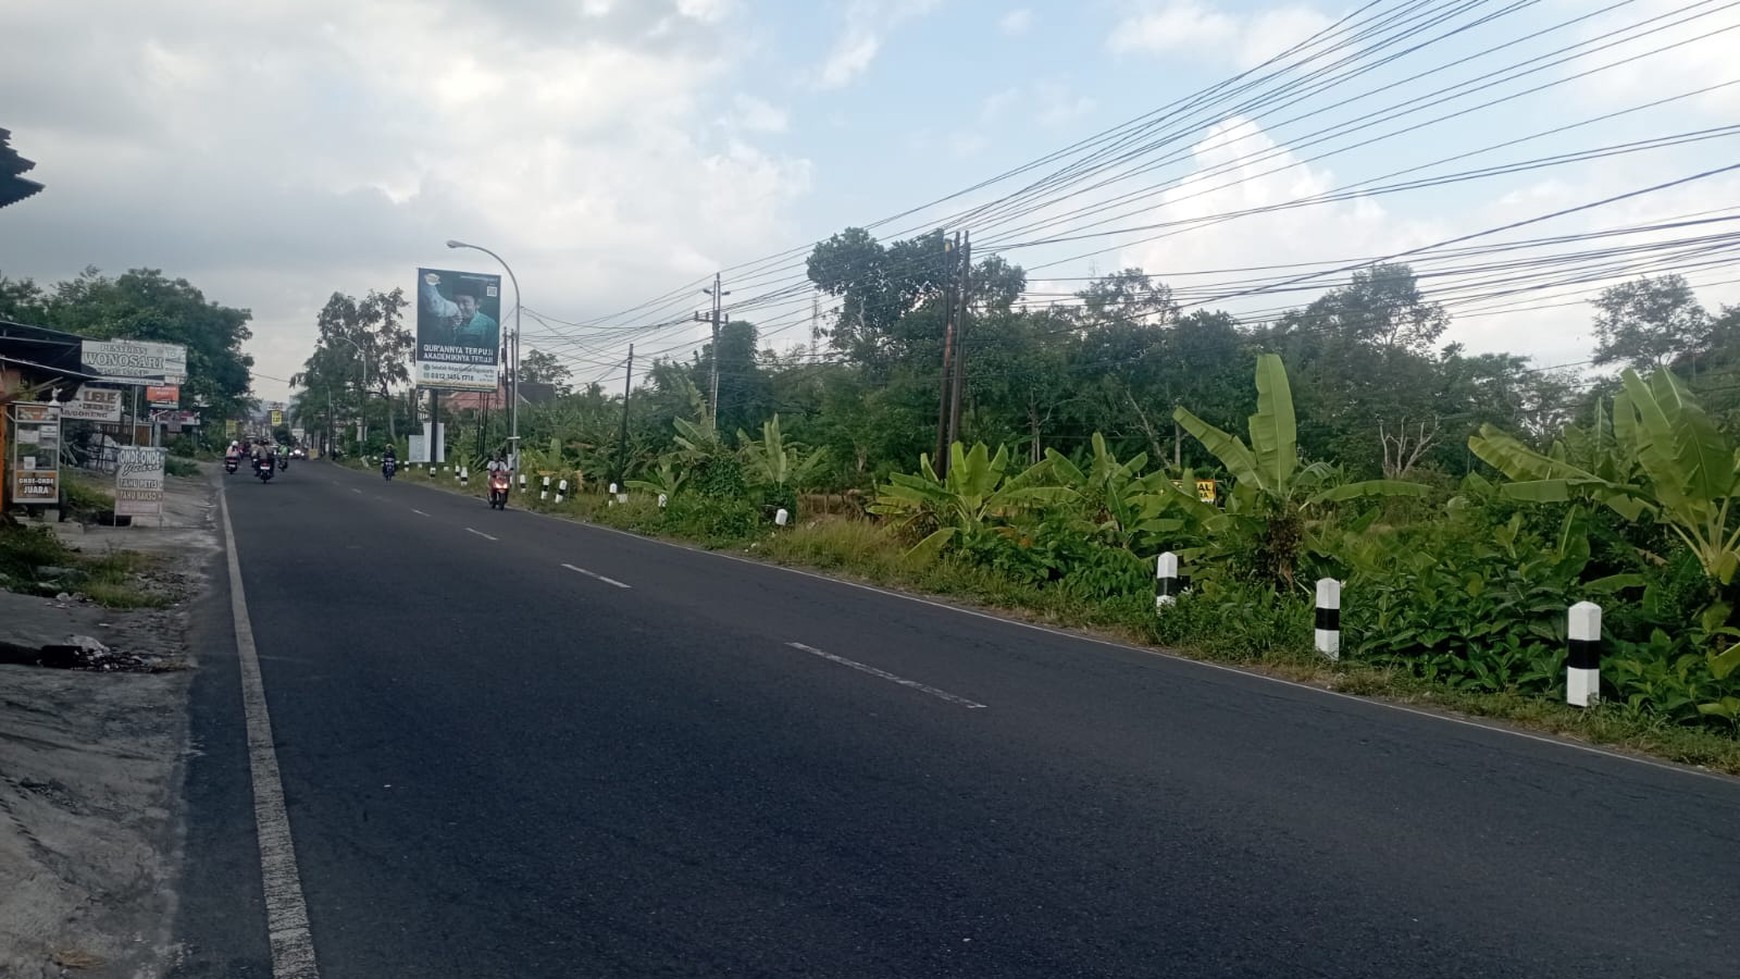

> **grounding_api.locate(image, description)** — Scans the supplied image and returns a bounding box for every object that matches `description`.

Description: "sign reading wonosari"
[415,267,502,391]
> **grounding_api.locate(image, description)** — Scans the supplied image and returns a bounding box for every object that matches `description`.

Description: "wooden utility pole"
[615,344,634,488]
[934,232,961,477]
[947,230,972,454]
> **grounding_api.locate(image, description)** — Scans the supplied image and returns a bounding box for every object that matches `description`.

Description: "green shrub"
[165,456,200,478]
[1151,577,1314,660]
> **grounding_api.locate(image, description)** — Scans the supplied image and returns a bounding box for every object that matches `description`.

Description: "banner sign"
[80,339,188,385]
[147,384,180,407]
[269,408,284,426]
[9,403,62,505]
[114,445,167,518]
[415,267,502,391]
[61,385,125,422]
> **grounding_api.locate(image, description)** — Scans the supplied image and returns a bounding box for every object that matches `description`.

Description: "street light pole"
[338,335,370,448]
[447,239,521,467]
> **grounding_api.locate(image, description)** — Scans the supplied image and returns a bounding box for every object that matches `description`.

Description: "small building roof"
[0,129,43,210]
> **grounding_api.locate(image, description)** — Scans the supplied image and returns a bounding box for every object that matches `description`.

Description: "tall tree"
[519,349,573,394]
[1590,273,1710,370]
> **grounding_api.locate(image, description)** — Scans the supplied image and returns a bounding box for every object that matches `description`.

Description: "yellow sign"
[225,419,239,436]
[269,409,283,426]
[1196,479,1217,505]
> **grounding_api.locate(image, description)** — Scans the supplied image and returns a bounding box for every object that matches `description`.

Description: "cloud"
[999,9,1034,35]
[0,0,809,400]
[1094,116,1740,370]
[812,0,942,89]
[726,94,789,134]
[1108,1,1334,69]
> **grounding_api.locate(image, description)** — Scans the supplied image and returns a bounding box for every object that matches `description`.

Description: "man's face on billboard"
[456,294,479,319]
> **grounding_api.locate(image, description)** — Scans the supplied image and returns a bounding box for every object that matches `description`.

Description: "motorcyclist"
[225,440,240,461]
[486,451,510,475]
[251,439,276,471]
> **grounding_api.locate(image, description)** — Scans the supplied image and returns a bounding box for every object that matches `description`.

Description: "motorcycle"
[487,469,510,510]
[382,457,397,481]
[254,457,275,483]
[223,455,239,475]
[278,452,289,472]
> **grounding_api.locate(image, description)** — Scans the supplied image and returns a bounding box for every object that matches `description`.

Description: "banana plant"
[738,414,829,491]
[1468,368,1740,584]
[1166,353,1428,589]
[872,442,1078,561]
[1172,353,1430,510]
[1041,432,1176,549]
[627,456,687,500]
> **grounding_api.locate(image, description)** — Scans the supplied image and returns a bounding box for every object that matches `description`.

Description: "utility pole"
[696,273,728,429]
[616,344,634,488]
[934,233,961,476]
[947,230,972,454]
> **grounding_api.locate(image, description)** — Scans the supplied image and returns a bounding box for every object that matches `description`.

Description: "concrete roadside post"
[556,479,567,504]
[607,482,617,507]
[1568,601,1602,707]
[460,467,468,487]
[1315,578,1341,660]
[775,508,789,527]
[658,493,668,508]
[1155,552,1181,610]
[540,476,550,501]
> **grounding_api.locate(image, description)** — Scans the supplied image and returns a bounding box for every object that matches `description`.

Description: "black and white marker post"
[1567,600,1601,707]
[1155,552,1181,610]
[1315,578,1341,660]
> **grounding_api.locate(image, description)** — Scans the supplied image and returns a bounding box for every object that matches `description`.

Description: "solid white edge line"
[561,563,631,589]
[218,484,322,978]
[331,462,1737,786]
[412,509,429,516]
[788,642,987,708]
[465,527,498,541]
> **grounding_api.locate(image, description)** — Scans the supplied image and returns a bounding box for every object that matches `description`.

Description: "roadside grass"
[0,524,167,608]
[78,549,172,608]
[62,472,116,521]
[374,467,1740,775]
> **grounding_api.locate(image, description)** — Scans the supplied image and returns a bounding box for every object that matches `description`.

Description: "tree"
[1590,274,1710,371]
[518,349,573,394]
[292,289,411,448]
[42,267,255,422]
[0,272,48,323]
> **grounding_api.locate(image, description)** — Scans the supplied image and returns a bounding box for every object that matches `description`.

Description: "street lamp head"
[445,239,466,249]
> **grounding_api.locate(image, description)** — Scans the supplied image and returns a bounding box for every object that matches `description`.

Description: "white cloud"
[1108,1,1335,69]
[999,8,1034,35]
[1093,116,1740,370]
[1035,81,1096,128]
[727,94,789,134]
[812,0,942,89]
[0,0,810,400]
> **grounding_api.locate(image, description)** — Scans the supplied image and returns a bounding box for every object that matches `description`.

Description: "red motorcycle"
[487,469,510,510]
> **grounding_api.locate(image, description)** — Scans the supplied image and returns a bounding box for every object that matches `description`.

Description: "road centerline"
[466,527,499,541]
[561,563,631,589]
[786,642,987,709]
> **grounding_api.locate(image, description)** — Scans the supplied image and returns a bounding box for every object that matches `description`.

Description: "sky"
[2,0,1738,403]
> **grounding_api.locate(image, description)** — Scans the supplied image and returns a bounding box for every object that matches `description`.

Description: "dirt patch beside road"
[0,471,218,978]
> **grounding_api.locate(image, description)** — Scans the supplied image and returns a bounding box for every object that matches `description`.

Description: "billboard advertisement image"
[80,339,188,385]
[415,267,502,391]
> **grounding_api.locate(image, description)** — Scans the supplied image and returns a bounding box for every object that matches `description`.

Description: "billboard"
[9,403,61,505]
[114,445,167,518]
[415,267,502,391]
[147,384,180,407]
[62,385,125,422]
[269,408,284,426]
[81,339,188,385]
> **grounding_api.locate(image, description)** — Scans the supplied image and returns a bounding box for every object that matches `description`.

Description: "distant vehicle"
[290,446,307,459]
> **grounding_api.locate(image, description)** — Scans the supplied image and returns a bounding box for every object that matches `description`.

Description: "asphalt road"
[171,460,1740,978]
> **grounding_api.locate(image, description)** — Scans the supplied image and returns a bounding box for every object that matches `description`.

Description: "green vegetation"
[322,238,1740,768]
[0,525,167,608]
